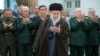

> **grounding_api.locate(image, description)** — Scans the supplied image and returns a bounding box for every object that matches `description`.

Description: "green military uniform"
[85,16,100,56]
[0,15,17,56]
[16,17,36,56]
[69,17,90,56]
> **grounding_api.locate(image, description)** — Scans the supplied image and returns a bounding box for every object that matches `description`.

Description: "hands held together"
[3,22,13,29]
[50,25,61,33]
[23,17,30,24]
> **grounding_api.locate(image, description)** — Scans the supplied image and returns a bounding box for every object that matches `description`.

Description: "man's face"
[22,9,29,17]
[66,9,70,15]
[29,9,33,14]
[4,11,12,19]
[75,10,82,17]
[51,11,61,19]
[89,10,95,16]
[33,6,39,14]
[39,7,47,15]
[18,6,24,15]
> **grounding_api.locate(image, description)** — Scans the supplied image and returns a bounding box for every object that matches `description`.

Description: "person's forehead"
[89,9,95,12]
[40,7,47,10]
[21,7,29,11]
[22,9,29,11]
[5,10,12,13]
[51,10,60,13]
[35,6,39,9]
[75,8,81,12]
[75,10,82,13]
[90,10,95,12]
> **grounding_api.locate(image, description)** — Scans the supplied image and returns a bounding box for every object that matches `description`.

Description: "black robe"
[33,17,70,56]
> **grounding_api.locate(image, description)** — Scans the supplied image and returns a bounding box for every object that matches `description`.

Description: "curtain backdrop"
[16,0,38,7]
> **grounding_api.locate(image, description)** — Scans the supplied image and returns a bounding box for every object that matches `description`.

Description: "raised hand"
[8,23,13,29]
[3,22,8,29]
[23,17,30,24]
[55,25,61,33]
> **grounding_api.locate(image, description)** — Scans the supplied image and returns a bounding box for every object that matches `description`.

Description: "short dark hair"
[39,5,47,9]
[3,8,12,14]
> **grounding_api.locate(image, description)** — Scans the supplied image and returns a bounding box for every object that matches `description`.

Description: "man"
[29,5,39,18]
[32,5,48,55]
[33,5,39,16]
[85,8,100,56]
[16,5,24,18]
[29,7,34,18]
[32,5,48,44]
[32,5,48,37]
[69,8,89,56]
[38,5,48,20]
[65,9,71,28]
[16,6,37,56]
[60,9,66,19]
[0,8,17,56]
[34,5,48,34]
[15,5,24,56]
[65,9,71,55]
[33,3,70,56]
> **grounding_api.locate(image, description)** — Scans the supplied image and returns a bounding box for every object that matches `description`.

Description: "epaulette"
[0,15,4,18]
[12,16,17,18]
[71,17,76,20]
[0,15,17,19]
[18,16,23,19]
[84,16,92,20]
[29,15,34,18]
[70,15,75,18]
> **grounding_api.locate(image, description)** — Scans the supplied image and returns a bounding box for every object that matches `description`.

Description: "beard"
[50,14,60,25]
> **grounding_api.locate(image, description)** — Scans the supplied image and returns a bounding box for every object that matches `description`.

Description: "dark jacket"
[0,16,17,45]
[69,17,90,46]
[16,17,41,44]
[85,17,100,45]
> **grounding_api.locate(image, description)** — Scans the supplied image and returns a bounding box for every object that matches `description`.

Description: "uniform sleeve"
[16,19,25,32]
[27,17,41,30]
[0,19,7,32]
[81,19,93,30]
[97,19,100,27]
[69,18,80,31]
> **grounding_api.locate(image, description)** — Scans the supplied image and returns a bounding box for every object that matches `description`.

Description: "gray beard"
[50,14,60,25]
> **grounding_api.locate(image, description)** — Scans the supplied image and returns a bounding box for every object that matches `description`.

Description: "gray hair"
[75,8,81,12]
[21,6,29,11]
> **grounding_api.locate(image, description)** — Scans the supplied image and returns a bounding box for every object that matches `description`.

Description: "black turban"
[49,3,63,11]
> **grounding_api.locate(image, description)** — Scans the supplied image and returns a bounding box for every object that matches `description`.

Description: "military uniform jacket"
[69,17,90,46]
[16,17,38,44]
[0,15,17,45]
[85,17,100,45]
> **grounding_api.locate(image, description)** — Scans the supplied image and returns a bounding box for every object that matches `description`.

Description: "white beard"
[50,14,60,25]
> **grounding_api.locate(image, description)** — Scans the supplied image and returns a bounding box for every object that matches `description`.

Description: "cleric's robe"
[33,17,70,56]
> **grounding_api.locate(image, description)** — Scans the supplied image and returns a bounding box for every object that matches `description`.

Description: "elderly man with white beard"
[33,3,70,56]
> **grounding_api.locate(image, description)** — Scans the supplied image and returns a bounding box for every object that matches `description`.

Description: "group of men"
[0,2,100,56]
